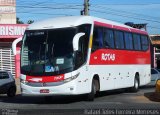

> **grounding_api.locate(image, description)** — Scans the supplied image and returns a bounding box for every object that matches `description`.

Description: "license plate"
[40,89,49,93]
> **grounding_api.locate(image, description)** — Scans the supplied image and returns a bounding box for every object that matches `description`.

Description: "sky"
[16,0,160,35]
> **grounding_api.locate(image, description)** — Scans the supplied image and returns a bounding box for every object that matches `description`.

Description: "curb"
[150,92,160,102]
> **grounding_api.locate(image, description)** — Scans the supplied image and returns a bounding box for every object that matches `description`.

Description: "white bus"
[13,16,151,101]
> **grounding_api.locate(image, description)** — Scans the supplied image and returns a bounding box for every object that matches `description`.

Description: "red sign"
[0,24,28,38]
[26,74,65,83]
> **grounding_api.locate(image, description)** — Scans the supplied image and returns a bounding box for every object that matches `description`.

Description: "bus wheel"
[87,79,97,101]
[130,75,139,92]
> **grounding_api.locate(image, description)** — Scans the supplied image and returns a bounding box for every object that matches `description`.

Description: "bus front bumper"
[20,81,77,96]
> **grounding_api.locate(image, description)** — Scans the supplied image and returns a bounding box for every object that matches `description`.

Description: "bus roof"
[27,16,148,35]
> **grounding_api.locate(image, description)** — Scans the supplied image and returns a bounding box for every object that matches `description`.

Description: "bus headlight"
[64,73,80,83]
[20,79,28,84]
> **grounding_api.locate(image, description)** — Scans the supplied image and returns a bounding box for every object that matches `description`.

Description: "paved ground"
[0,78,159,115]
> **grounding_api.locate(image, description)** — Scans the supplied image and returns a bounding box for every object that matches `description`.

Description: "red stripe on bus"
[113,25,130,31]
[94,21,148,35]
[89,49,150,65]
[130,28,148,35]
[94,21,113,28]
[26,74,64,82]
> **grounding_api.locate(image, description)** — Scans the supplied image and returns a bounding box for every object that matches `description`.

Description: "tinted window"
[76,24,91,68]
[92,27,103,51]
[21,28,76,76]
[151,69,158,74]
[141,35,149,51]
[103,29,114,48]
[124,32,133,50]
[133,34,141,50]
[115,31,124,49]
[0,72,9,79]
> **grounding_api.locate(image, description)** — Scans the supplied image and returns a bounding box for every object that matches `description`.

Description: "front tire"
[87,80,97,101]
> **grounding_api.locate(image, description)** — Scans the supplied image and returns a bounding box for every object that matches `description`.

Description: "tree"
[16,17,24,24]
[16,17,34,24]
[27,20,34,24]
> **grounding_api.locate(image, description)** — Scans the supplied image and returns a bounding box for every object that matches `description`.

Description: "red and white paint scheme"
[15,16,150,100]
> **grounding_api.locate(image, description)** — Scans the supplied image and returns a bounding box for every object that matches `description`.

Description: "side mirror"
[72,32,85,51]
[12,37,22,55]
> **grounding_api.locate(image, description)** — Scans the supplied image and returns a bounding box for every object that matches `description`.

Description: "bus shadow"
[141,85,155,89]
[96,89,126,97]
[0,89,126,104]
[0,94,92,104]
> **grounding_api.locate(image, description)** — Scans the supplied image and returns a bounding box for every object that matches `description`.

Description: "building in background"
[0,0,16,24]
[0,0,28,78]
[150,35,160,68]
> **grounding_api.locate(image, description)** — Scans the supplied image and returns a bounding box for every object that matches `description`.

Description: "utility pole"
[81,0,89,15]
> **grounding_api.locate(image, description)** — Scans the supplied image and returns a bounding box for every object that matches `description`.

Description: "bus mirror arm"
[72,32,85,51]
[12,37,22,55]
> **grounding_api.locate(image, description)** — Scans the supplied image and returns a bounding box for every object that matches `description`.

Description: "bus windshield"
[21,28,76,76]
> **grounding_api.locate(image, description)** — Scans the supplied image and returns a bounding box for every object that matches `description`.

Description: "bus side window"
[124,32,133,50]
[141,35,149,51]
[103,29,114,48]
[115,31,124,49]
[75,24,91,68]
[133,34,141,50]
[92,27,103,52]
[78,24,91,59]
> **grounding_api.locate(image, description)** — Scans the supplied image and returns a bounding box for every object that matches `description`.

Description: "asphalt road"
[0,86,160,115]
